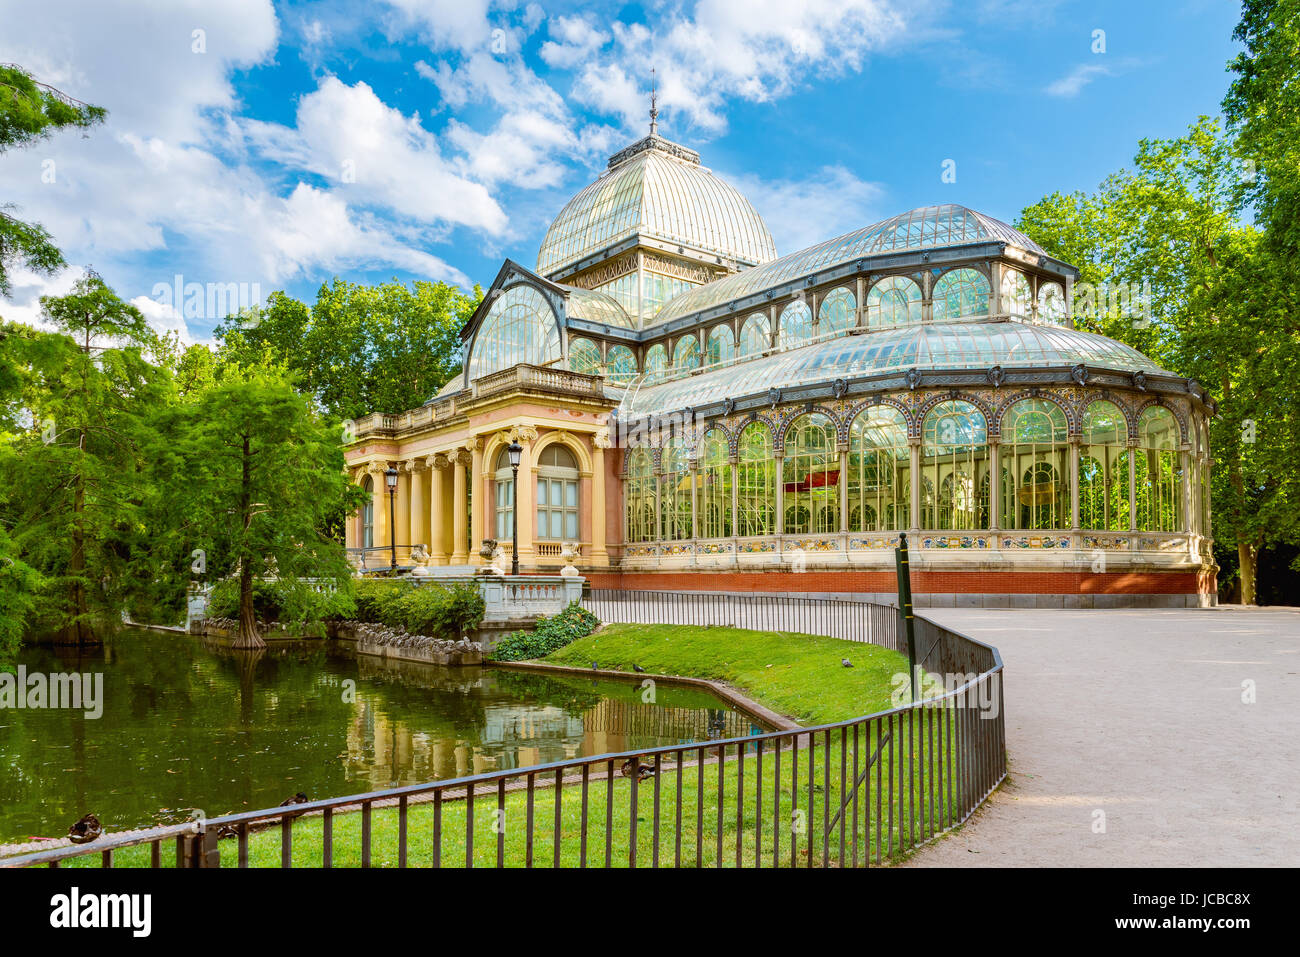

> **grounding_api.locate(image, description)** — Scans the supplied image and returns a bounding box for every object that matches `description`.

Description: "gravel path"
[902,607,1300,867]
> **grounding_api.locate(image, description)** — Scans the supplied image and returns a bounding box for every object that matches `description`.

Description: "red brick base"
[587,569,1214,596]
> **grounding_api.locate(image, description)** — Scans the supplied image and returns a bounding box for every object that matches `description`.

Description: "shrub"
[352,578,409,624]
[205,578,354,633]
[397,583,485,640]
[491,602,600,661]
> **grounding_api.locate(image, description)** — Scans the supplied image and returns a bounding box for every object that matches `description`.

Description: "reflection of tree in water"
[0,631,772,841]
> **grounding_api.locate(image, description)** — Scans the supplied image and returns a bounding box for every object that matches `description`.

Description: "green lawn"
[547,623,910,725]
[54,624,981,869]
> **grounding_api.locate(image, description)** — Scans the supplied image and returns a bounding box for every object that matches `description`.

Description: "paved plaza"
[904,607,1300,866]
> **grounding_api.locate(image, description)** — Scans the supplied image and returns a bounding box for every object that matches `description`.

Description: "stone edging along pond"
[486,659,800,733]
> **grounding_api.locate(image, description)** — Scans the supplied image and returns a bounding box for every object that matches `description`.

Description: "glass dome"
[537,137,778,277]
[654,204,1045,326]
[615,318,1169,418]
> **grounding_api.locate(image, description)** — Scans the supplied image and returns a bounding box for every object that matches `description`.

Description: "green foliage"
[206,578,355,630]
[143,368,363,643]
[491,602,600,661]
[0,527,42,670]
[349,580,485,640]
[396,583,485,639]
[0,63,105,296]
[351,578,410,624]
[1017,113,1300,603]
[0,275,168,641]
[214,280,482,420]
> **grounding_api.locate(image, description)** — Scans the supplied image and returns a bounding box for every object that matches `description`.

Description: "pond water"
[0,630,768,842]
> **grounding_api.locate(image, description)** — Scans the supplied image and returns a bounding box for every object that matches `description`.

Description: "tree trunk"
[1237,540,1257,606]
[231,433,266,649]
[232,561,265,649]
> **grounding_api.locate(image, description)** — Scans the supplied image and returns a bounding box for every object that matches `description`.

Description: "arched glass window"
[737,422,774,536]
[606,344,638,384]
[922,400,989,530]
[706,324,735,365]
[536,443,580,541]
[783,413,839,534]
[625,449,656,543]
[493,447,516,542]
[361,475,375,549]
[672,334,700,371]
[931,268,991,322]
[468,284,561,381]
[698,429,732,538]
[661,438,692,541]
[1000,268,1032,319]
[1038,282,1066,324]
[865,276,922,330]
[817,287,855,335]
[848,407,909,531]
[1198,419,1211,536]
[643,344,668,383]
[1079,400,1130,530]
[738,314,770,357]
[1136,407,1183,532]
[568,337,602,375]
[778,299,813,349]
[1000,398,1069,530]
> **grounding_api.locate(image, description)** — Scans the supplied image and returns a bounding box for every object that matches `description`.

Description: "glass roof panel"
[561,284,633,327]
[613,319,1167,418]
[537,145,777,277]
[652,204,1046,327]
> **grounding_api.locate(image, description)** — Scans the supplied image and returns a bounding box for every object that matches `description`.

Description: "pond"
[0,630,769,842]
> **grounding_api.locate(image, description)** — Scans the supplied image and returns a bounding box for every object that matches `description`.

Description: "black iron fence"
[582,588,904,653]
[1,596,1004,869]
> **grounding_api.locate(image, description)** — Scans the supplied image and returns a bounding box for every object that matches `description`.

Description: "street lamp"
[384,466,399,572]
[507,440,522,576]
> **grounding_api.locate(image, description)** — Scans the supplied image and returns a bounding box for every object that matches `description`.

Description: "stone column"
[368,464,390,563]
[451,451,469,564]
[394,464,411,563]
[513,427,538,566]
[407,459,426,554]
[1180,448,1193,535]
[591,430,610,564]
[428,454,449,564]
[469,438,484,565]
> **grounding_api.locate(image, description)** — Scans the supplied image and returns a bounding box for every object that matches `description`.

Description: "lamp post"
[507,440,522,576]
[384,466,399,572]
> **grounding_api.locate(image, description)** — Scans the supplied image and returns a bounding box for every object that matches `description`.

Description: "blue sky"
[0,0,1243,342]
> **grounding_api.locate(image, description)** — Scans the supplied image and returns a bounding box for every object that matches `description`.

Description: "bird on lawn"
[841,659,854,668]
[592,661,599,671]
[68,814,103,844]
[620,759,656,781]
[632,664,646,673]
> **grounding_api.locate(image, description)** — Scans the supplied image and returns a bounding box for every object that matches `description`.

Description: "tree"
[0,526,41,670]
[215,279,481,420]
[146,368,364,648]
[0,275,167,642]
[0,63,105,297]
[1017,117,1300,603]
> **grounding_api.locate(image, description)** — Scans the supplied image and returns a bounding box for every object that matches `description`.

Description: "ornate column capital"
[593,428,612,450]
[502,424,539,445]
[427,452,450,470]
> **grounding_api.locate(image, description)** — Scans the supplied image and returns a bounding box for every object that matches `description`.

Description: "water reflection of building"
[340,685,766,790]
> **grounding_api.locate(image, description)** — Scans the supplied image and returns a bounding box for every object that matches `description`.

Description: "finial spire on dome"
[649,67,658,136]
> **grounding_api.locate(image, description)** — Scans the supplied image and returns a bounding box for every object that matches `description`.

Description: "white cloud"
[1044,63,1113,97]
[731,166,888,254]
[539,15,610,69]
[382,0,496,52]
[563,0,930,134]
